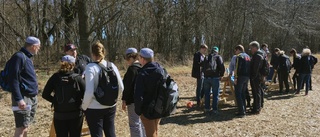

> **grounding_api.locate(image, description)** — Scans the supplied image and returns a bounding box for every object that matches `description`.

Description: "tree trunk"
[77,0,90,56]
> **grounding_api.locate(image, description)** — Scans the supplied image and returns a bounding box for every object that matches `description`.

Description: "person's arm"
[81,64,96,111]
[252,55,262,79]
[122,67,135,101]
[229,56,236,75]
[8,53,24,102]
[218,56,225,77]
[112,63,124,93]
[42,74,57,103]
[134,73,144,116]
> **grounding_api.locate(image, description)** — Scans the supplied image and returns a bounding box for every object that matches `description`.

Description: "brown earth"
[1,59,320,137]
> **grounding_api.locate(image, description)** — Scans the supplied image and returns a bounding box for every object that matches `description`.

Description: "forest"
[0,0,319,66]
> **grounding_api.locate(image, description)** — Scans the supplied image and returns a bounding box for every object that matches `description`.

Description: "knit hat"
[126,48,138,54]
[61,55,76,63]
[139,48,154,58]
[26,36,40,45]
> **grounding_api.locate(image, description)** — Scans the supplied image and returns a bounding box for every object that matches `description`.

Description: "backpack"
[0,51,26,92]
[94,62,119,106]
[147,69,179,119]
[204,54,218,76]
[259,55,270,76]
[279,56,291,72]
[53,73,82,112]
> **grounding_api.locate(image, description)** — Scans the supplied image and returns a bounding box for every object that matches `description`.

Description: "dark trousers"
[235,76,249,114]
[250,77,262,112]
[278,70,289,92]
[292,71,299,90]
[54,116,84,137]
[196,78,204,104]
[84,107,116,137]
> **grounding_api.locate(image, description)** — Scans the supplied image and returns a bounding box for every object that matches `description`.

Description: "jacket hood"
[141,62,163,75]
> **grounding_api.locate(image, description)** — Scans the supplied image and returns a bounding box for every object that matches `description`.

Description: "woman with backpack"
[81,41,124,137]
[42,55,86,137]
[121,48,146,137]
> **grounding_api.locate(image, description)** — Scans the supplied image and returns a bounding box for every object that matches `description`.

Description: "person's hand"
[17,100,26,110]
[122,101,127,111]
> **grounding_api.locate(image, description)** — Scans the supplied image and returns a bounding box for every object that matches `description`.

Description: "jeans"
[235,76,249,114]
[127,104,146,137]
[203,77,220,111]
[84,107,116,137]
[54,116,84,137]
[196,78,205,104]
[292,71,299,90]
[298,73,311,94]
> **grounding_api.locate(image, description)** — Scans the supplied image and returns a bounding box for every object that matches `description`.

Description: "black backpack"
[53,73,82,112]
[279,56,291,72]
[146,69,179,119]
[94,62,119,106]
[259,55,270,76]
[204,54,218,76]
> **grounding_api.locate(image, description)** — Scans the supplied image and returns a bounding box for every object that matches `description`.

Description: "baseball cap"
[212,46,219,53]
[64,44,77,52]
[126,48,138,54]
[61,55,76,63]
[26,36,40,45]
[139,48,154,58]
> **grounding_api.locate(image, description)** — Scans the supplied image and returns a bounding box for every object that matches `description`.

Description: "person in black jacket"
[270,48,280,83]
[42,55,85,137]
[296,48,314,95]
[249,41,264,114]
[64,44,92,77]
[277,51,291,94]
[134,48,164,137]
[202,46,225,116]
[121,48,145,137]
[233,45,251,117]
[290,48,300,91]
[191,44,208,107]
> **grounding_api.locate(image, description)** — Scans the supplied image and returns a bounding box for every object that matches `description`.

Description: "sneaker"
[295,91,300,94]
[211,110,218,115]
[235,112,246,118]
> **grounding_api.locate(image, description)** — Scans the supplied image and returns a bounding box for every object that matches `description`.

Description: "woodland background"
[0,0,320,67]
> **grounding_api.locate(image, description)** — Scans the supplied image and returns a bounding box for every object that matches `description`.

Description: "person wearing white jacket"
[81,41,124,137]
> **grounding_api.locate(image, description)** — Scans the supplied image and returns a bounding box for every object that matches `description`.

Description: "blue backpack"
[0,52,26,92]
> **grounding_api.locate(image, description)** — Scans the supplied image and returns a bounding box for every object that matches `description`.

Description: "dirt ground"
[1,60,320,137]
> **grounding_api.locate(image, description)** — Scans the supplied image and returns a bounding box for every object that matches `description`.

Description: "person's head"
[234,45,244,55]
[274,48,280,55]
[261,43,268,51]
[212,46,219,54]
[24,36,41,55]
[302,48,311,56]
[91,41,106,62]
[290,48,297,56]
[139,48,154,66]
[125,48,138,65]
[59,55,76,72]
[64,44,77,58]
[249,41,260,54]
[199,44,208,54]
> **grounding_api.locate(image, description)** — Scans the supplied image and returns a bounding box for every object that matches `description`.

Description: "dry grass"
[1,58,320,137]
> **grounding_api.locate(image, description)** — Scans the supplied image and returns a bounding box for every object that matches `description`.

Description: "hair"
[59,61,75,72]
[235,45,244,52]
[290,48,297,57]
[261,43,268,48]
[249,41,260,49]
[125,53,139,60]
[302,48,311,56]
[200,44,208,49]
[279,50,285,55]
[91,41,106,62]
[139,55,153,62]
[274,48,280,52]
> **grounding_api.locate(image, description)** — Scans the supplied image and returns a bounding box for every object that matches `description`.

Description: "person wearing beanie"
[42,55,85,137]
[7,36,41,136]
[122,48,146,137]
[64,44,92,77]
[134,48,164,137]
[191,44,208,107]
[202,46,225,116]
[249,41,264,114]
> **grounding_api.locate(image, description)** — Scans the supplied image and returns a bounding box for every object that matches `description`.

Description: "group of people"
[7,36,167,137]
[192,41,317,117]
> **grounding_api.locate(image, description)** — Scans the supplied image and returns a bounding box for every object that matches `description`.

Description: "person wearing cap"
[64,44,92,77]
[42,55,85,137]
[134,48,165,137]
[249,41,264,114]
[6,36,41,136]
[121,48,146,137]
[191,44,208,107]
[202,46,225,116]
[81,41,123,137]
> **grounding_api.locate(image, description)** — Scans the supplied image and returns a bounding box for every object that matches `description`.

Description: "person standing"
[290,48,301,91]
[270,48,280,83]
[277,51,291,94]
[42,55,85,137]
[134,48,165,137]
[249,41,263,114]
[82,41,124,137]
[233,45,251,117]
[191,44,208,107]
[296,48,313,95]
[202,46,225,115]
[121,48,146,137]
[8,36,41,137]
[64,44,92,77]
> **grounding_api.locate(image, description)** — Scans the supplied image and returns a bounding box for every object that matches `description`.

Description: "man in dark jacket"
[191,44,208,107]
[64,44,91,77]
[8,36,41,137]
[202,46,225,116]
[278,51,291,94]
[249,41,263,114]
[233,45,251,117]
[134,48,164,137]
[296,48,314,95]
